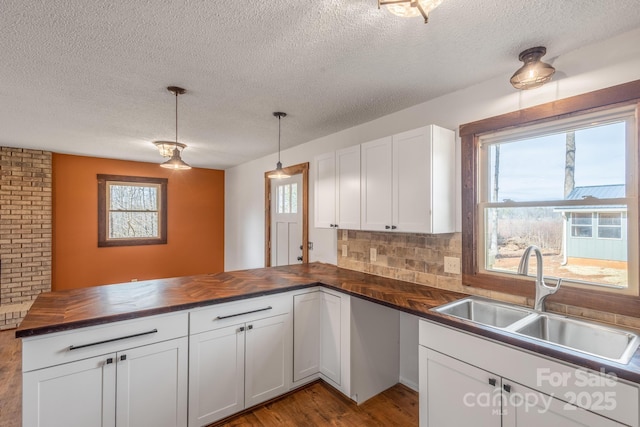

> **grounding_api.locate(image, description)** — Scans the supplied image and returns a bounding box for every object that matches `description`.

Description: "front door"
[270,174,303,266]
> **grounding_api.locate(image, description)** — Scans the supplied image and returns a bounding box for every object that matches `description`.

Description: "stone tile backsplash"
[336,229,640,330]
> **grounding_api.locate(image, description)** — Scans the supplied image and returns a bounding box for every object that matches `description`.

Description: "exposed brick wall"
[0,147,52,329]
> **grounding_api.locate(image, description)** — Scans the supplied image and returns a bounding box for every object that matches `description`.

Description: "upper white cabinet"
[361,125,455,234]
[314,146,361,230]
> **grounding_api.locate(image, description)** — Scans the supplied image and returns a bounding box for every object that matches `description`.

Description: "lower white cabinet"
[22,312,189,427]
[419,320,638,427]
[188,295,292,427]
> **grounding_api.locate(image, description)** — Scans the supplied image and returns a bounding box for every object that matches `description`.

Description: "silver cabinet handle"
[216,306,272,320]
[69,329,158,351]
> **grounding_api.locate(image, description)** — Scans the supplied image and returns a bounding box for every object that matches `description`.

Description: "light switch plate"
[444,256,461,274]
[370,247,377,262]
[342,244,348,257]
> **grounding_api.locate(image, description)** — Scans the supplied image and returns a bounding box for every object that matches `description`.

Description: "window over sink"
[460,80,640,313]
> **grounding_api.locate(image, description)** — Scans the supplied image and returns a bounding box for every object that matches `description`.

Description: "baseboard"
[399,376,418,392]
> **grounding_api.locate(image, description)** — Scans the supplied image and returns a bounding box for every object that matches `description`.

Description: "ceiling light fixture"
[153,141,186,158]
[510,47,556,90]
[378,0,443,24]
[267,112,290,179]
[159,86,192,170]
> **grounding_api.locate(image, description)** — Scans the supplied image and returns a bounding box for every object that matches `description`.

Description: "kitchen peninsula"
[17,263,640,427]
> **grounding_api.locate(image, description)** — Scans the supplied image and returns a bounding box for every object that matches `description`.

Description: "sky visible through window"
[489,122,626,201]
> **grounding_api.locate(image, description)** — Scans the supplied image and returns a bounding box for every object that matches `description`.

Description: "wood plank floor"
[0,329,418,427]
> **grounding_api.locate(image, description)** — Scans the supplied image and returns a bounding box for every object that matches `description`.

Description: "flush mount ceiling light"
[267,112,290,179]
[378,0,443,24]
[510,46,556,90]
[158,86,191,170]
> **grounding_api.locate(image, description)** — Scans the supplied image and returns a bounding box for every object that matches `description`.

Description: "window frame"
[460,79,640,317]
[98,174,168,247]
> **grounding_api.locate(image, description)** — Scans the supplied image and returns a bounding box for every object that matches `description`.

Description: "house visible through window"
[98,175,168,247]
[478,106,637,291]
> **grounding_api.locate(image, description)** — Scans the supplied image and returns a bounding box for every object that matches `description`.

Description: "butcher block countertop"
[16,262,640,384]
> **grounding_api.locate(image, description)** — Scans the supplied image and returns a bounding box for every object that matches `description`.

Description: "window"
[598,212,623,239]
[460,81,640,315]
[571,213,593,238]
[98,175,168,247]
[276,182,298,214]
[478,107,636,290]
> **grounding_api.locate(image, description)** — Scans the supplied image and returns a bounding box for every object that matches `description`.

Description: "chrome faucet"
[517,245,562,312]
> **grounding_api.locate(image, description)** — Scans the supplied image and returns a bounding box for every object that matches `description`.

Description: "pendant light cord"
[277,115,281,163]
[175,91,179,147]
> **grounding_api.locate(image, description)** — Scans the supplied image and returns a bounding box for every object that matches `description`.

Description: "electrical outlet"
[342,229,348,240]
[444,256,461,274]
[370,247,377,262]
[342,244,348,257]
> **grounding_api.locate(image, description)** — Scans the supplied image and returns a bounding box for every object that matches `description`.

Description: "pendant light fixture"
[510,47,556,90]
[159,86,192,170]
[267,112,290,179]
[378,0,443,24]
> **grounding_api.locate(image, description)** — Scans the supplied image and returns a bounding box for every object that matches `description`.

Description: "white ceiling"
[2,1,640,170]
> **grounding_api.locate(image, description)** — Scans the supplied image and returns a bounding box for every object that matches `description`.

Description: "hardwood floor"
[0,330,21,427]
[213,381,418,427]
[0,329,418,427]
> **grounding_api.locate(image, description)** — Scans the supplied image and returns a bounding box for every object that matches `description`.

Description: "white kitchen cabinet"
[188,294,292,427]
[23,353,117,427]
[292,288,351,396]
[314,146,361,229]
[22,312,189,427]
[361,125,455,233]
[116,338,188,427]
[419,320,638,427]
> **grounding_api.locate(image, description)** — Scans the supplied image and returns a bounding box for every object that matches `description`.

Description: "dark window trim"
[459,79,640,317]
[98,174,168,247]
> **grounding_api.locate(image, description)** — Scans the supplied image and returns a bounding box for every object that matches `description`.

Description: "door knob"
[297,256,303,262]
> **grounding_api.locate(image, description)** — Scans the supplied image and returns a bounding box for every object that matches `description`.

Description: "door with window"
[271,174,303,266]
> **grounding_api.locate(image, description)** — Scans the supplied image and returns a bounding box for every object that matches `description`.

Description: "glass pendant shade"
[154,141,186,157]
[510,47,556,90]
[380,0,443,22]
[267,161,291,179]
[161,147,192,170]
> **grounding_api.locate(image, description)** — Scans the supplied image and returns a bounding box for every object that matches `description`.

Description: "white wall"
[225,28,640,272]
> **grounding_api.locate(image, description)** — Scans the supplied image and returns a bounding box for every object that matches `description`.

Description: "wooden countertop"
[16,262,640,384]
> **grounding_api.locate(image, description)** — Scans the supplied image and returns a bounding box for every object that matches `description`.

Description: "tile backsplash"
[337,229,640,330]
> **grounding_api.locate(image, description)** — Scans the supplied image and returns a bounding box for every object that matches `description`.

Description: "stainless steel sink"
[514,314,640,364]
[433,296,640,364]
[433,297,534,328]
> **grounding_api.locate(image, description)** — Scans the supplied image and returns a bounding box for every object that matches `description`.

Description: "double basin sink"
[433,296,640,364]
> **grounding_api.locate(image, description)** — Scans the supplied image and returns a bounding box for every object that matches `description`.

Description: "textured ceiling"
[2,1,640,169]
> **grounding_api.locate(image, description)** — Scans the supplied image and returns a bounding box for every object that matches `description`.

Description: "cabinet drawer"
[190,293,292,334]
[22,311,188,372]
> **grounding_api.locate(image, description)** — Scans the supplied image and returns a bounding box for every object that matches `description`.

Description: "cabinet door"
[189,324,245,426]
[116,337,188,427]
[420,347,500,427]
[314,151,337,228]
[335,146,361,230]
[245,313,291,407]
[293,292,321,382]
[23,353,116,427]
[361,137,393,231]
[320,292,341,385]
[502,382,621,427]
[393,126,432,233]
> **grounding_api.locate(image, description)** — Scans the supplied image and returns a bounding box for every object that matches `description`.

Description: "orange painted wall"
[52,154,224,291]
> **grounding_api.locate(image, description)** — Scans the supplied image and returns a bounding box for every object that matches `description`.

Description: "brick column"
[0,147,52,330]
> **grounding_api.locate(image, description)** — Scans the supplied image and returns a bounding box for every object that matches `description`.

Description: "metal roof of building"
[565,185,625,200]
